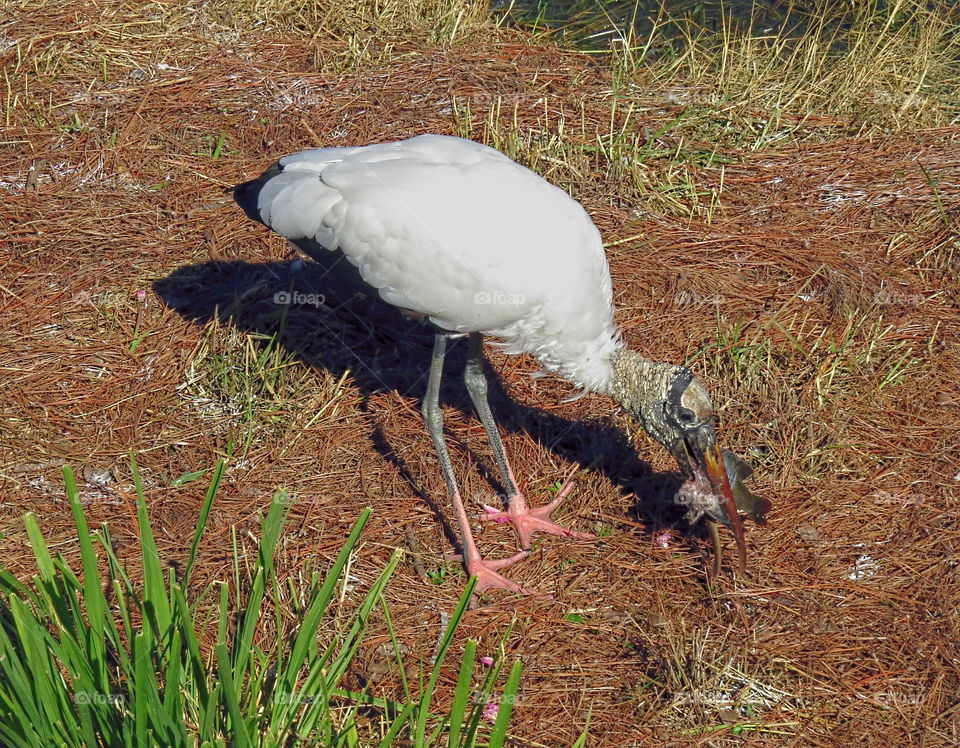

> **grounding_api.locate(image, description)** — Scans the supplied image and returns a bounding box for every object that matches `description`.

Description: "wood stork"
[233,134,750,594]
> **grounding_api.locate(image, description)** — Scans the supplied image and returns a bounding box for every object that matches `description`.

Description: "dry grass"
[223,0,488,41]
[610,0,960,144]
[2,0,960,744]
[220,0,490,69]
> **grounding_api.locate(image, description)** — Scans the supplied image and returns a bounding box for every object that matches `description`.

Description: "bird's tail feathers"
[230,160,283,226]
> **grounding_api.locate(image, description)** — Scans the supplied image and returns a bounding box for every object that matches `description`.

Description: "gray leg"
[465,333,593,550]
[422,333,531,592]
[463,332,519,496]
[422,334,460,499]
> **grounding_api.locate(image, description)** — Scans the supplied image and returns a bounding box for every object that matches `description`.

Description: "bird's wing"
[248,136,613,365]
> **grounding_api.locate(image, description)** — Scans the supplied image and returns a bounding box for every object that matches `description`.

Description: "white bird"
[233,134,748,594]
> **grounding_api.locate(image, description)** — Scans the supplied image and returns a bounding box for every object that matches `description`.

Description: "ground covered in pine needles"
[2,1,958,745]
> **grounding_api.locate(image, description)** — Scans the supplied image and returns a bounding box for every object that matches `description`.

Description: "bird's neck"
[609,349,674,420]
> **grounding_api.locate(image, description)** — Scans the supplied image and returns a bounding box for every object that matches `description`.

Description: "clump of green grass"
[464,0,958,218]
[182,319,312,440]
[632,0,960,140]
[217,0,489,50]
[454,94,731,219]
[683,309,926,482]
[634,620,801,736]
[0,458,531,746]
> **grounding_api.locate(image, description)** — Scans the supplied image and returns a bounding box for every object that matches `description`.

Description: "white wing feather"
[252,135,621,391]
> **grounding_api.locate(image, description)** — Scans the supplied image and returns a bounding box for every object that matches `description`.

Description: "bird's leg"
[422,333,533,595]
[464,333,593,550]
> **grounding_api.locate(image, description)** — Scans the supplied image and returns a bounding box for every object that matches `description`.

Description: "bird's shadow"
[154,254,708,555]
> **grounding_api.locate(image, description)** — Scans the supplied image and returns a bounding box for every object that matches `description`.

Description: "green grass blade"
[570,705,592,747]
[375,702,415,748]
[172,585,209,705]
[216,581,229,647]
[133,632,150,747]
[233,489,291,679]
[0,564,35,599]
[162,624,186,742]
[9,595,73,746]
[130,452,172,639]
[183,459,225,585]
[216,643,251,748]
[276,508,371,701]
[487,660,522,748]
[23,513,55,583]
[324,548,403,687]
[63,467,109,696]
[447,638,476,748]
[296,548,403,737]
[0,602,47,745]
[380,597,411,703]
[462,650,507,746]
[414,576,476,744]
[3,472,430,748]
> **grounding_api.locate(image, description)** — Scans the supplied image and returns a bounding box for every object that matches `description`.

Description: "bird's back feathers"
[234,134,622,392]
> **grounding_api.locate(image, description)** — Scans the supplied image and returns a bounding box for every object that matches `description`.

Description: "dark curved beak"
[671,423,747,573]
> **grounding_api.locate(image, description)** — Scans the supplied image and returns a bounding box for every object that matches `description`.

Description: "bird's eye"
[677,408,697,425]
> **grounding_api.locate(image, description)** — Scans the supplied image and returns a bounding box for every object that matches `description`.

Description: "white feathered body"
[248,135,623,392]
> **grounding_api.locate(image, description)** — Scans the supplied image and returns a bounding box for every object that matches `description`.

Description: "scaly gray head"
[611,350,746,557]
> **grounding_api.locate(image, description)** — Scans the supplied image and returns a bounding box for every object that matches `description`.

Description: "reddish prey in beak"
[702,442,748,573]
[659,370,757,575]
[614,361,766,575]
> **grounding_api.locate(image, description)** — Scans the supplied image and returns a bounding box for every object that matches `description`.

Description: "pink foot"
[466,551,540,595]
[479,480,594,550]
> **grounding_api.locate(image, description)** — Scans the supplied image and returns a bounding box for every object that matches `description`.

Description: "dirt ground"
[2,3,959,745]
